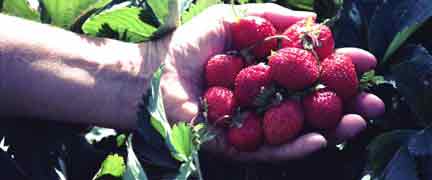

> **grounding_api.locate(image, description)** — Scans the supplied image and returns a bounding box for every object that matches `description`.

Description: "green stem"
[193,152,204,180]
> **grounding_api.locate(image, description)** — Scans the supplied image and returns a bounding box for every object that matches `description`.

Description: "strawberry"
[281,18,334,60]
[269,47,319,91]
[204,87,236,126]
[320,53,359,100]
[234,63,272,107]
[205,54,244,88]
[231,16,277,58]
[303,89,343,129]
[263,100,304,145]
[227,112,263,152]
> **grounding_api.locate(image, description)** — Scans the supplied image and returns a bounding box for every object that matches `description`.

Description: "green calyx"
[359,70,385,90]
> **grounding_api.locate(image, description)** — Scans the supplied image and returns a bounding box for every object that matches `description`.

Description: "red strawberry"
[204,87,236,126]
[205,54,244,88]
[227,112,263,152]
[269,47,319,91]
[263,100,304,145]
[320,53,359,100]
[231,16,277,58]
[281,18,334,60]
[303,89,343,129]
[234,63,272,107]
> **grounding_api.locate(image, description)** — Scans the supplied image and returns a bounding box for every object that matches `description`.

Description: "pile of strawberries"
[203,16,375,152]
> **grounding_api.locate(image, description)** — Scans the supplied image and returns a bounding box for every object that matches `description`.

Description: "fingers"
[238,3,316,31]
[335,48,378,74]
[227,133,326,162]
[332,114,367,142]
[348,92,385,119]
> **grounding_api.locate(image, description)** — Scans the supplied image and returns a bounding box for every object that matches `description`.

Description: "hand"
[156,3,383,162]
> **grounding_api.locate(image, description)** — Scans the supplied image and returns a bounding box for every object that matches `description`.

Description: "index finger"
[239,3,317,31]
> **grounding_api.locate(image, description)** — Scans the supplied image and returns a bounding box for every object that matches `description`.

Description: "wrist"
[93,38,170,129]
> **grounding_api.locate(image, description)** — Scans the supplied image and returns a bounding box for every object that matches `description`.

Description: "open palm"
[158,4,379,162]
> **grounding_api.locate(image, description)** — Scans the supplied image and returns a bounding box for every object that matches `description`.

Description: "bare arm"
[0,14,164,129]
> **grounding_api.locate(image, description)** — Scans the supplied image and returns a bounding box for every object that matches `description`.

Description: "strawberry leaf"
[367,130,416,176]
[40,0,108,29]
[407,127,432,156]
[368,0,432,62]
[93,154,126,179]
[180,0,221,24]
[122,135,148,180]
[135,64,178,168]
[2,0,40,21]
[392,45,432,125]
[82,7,158,42]
[381,147,419,180]
[359,70,385,90]
[175,160,195,180]
[170,122,193,162]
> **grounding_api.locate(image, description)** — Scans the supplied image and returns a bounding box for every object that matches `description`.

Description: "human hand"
[156,3,384,162]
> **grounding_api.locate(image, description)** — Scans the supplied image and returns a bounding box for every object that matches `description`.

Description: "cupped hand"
[158,3,382,162]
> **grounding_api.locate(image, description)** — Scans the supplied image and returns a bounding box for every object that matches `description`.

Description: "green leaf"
[393,45,432,124]
[93,154,126,179]
[179,0,194,13]
[407,127,432,156]
[181,0,221,24]
[280,0,314,11]
[116,134,127,147]
[122,135,148,180]
[147,0,179,36]
[174,160,195,180]
[382,147,419,180]
[170,122,193,162]
[2,0,40,21]
[368,0,432,62]
[39,0,103,28]
[359,70,385,90]
[382,23,422,64]
[69,0,113,33]
[146,0,169,24]
[82,7,158,42]
[146,65,171,137]
[367,130,416,176]
[238,0,249,4]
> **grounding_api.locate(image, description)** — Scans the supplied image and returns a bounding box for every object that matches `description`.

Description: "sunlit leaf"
[93,154,126,179]
[170,122,193,162]
[2,0,40,21]
[82,7,158,42]
[181,0,221,24]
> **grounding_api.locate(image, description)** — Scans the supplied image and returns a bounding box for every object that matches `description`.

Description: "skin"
[0,3,382,162]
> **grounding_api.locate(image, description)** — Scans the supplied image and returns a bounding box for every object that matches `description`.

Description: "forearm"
[0,14,163,129]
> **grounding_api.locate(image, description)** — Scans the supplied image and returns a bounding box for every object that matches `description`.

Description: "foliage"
[2,0,432,180]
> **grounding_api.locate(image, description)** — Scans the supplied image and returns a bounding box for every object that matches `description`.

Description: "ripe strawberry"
[204,87,236,126]
[303,89,343,129]
[227,112,263,152]
[263,100,304,145]
[269,47,319,91]
[320,53,359,100]
[281,18,334,60]
[205,54,244,88]
[234,63,272,107]
[231,16,277,58]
